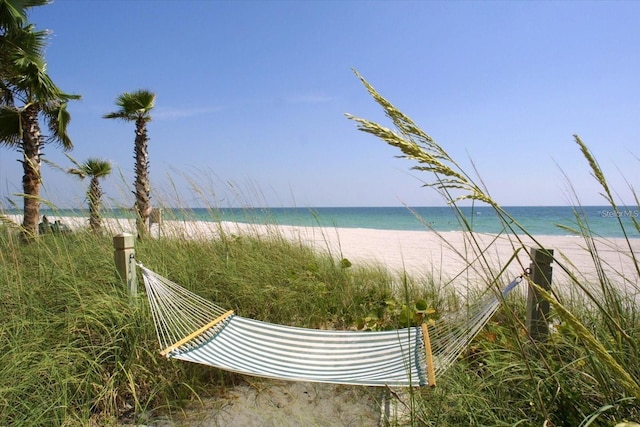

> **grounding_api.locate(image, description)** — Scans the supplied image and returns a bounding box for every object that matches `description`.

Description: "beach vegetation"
[347,69,639,425]
[0,0,80,240]
[67,157,112,233]
[0,216,445,425]
[103,89,156,240]
[1,170,638,426]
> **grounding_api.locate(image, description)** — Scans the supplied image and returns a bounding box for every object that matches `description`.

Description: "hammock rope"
[138,264,521,387]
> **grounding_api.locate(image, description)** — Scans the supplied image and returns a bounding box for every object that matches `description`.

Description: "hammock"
[139,264,521,387]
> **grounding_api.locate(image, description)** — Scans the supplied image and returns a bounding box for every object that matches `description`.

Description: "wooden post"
[113,233,137,297]
[526,247,554,342]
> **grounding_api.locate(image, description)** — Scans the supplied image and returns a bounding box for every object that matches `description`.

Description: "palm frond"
[104,89,155,121]
[42,101,73,149]
[102,110,131,121]
[0,79,15,105]
[0,0,49,30]
[83,158,112,178]
[66,157,112,179]
[0,106,23,145]
[5,26,49,69]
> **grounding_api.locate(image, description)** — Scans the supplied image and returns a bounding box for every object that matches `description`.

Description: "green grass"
[0,221,447,426]
[2,201,638,426]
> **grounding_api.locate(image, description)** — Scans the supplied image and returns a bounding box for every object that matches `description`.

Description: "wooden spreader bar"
[421,323,437,387]
[161,310,234,357]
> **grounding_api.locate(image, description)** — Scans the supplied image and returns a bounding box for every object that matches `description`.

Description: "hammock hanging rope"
[139,264,521,387]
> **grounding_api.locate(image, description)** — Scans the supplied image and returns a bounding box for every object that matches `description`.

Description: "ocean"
[33,205,640,238]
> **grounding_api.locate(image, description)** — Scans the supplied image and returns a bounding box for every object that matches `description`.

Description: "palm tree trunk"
[134,118,151,239]
[21,105,42,240]
[88,177,102,232]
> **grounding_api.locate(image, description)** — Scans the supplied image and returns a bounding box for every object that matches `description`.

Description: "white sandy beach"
[7,214,639,426]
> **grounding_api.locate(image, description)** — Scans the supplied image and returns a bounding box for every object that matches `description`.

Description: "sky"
[1,0,639,209]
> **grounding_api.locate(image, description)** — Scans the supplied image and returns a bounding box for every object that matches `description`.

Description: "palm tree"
[0,1,80,239]
[1,0,48,102]
[103,89,155,239]
[68,158,112,233]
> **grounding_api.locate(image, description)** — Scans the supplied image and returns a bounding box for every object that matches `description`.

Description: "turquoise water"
[30,205,640,238]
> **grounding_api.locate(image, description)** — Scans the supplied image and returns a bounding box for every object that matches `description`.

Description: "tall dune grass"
[0,208,451,426]
[347,70,639,426]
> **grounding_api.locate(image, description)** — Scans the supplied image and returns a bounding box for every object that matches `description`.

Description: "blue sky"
[1,0,639,208]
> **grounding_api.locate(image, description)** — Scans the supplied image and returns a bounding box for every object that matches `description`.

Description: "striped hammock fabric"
[172,315,429,387]
[139,264,521,388]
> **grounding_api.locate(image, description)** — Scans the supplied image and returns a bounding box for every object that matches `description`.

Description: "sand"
[6,214,640,426]
[151,380,385,427]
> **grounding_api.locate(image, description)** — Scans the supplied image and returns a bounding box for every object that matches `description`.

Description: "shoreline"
[11,205,640,238]
[7,214,640,291]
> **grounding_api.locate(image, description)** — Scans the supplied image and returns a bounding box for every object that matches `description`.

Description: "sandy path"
[152,380,384,427]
